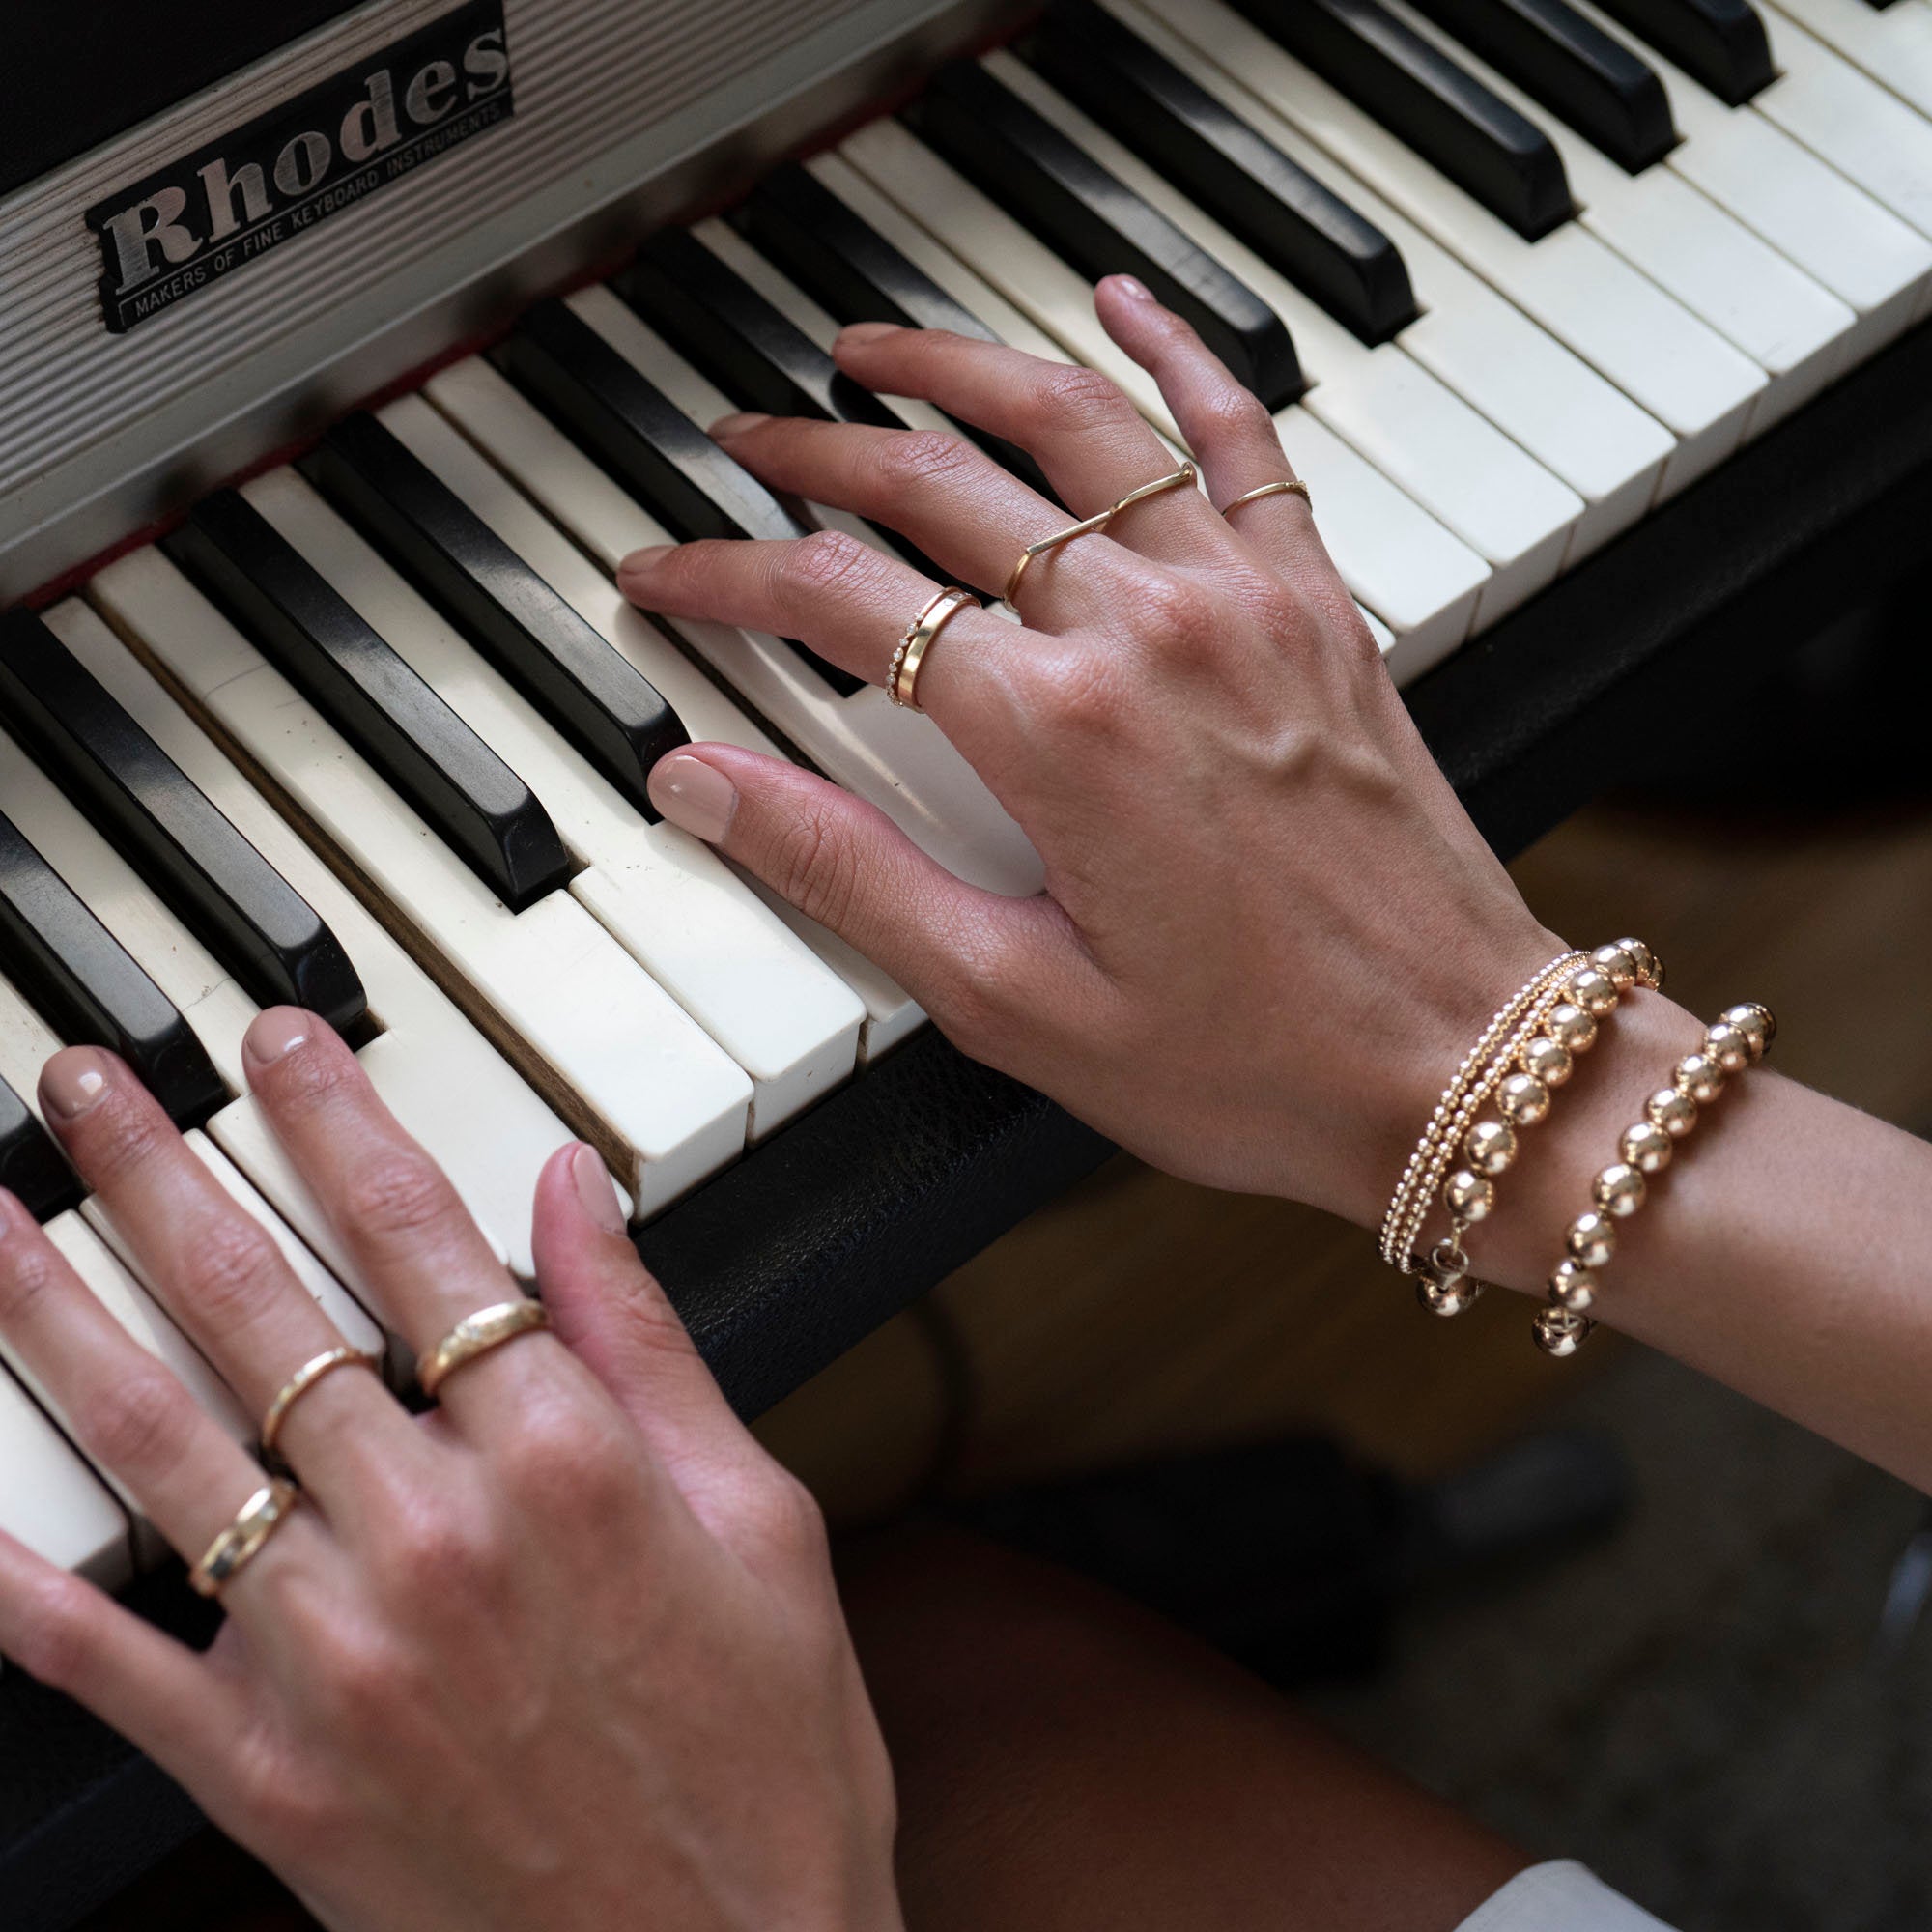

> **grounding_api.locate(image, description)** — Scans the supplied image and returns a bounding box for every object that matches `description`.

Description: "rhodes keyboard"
[6,0,1932,1920]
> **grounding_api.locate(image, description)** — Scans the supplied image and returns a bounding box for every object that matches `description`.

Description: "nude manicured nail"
[616,543,675,582]
[837,321,900,348]
[40,1047,112,1121]
[571,1143,628,1236]
[707,411,770,439]
[1108,273,1152,302]
[243,1006,312,1070]
[647,753,739,843]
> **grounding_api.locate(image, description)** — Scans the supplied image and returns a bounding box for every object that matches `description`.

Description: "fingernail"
[707,411,770,440]
[616,543,675,582]
[243,1006,312,1070]
[647,753,739,843]
[837,321,900,348]
[1108,273,1152,302]
[570,1143,628,1236]
[40,1047,113,1122]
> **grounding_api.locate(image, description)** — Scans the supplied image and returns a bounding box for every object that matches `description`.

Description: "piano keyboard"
[4,0,1932,1626]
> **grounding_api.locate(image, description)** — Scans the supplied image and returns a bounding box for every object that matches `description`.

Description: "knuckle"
[9,1573,99,1690]
[180,1216,287,1334]
[0,1238,67,1323]
[1032,362,1129,436]
[314,1627,418,1732]
[873,428,975,495]
[338,1150,458,1249]
[379,1489,506,1601]
[747,1466,829,1568]
[770,808,862,934]
[75,1365,197,1479]
[1197,383,1276,445]
[929,935,1016,1050]
[1027,642,1119,738]
[67,1102,171,1189]
[784,528,878,607]
[1137,573,1221,660]
[507,1402,630,1513]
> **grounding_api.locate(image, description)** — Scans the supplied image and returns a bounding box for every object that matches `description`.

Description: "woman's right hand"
[619,277,1557,1227]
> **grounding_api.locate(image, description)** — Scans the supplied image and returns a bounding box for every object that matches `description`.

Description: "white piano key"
[0,1367,131,1585]
[1564,0,1932,352]
[983,48,1585,624]
[368,373,923,1062]
[1105,0,1671,557]
[1143,0,1765,494]
[241,461,864,1139]
[47,586,595,1283]
[86,551,753,1218]
[1379,0,1858,434]
[839,117,1490,665]
[432,313,1043,900]
[1769,0,1932,117]
[1752,7,1932,247]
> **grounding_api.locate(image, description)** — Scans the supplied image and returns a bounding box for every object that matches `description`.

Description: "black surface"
[1588,0,1774,104]
[0,611,367,1032]
[1405,0,1677,171]
[1227,0,1575,239]
[1023,0,1419,344]
[11,263,1932,1932]
[0,1,363,198]
[0,1074,82,1223]
[299,414,688,818]
[902,61,1304,408]
[0,810,227,1132]
[731,166,1058,498]
[162,493,570,915]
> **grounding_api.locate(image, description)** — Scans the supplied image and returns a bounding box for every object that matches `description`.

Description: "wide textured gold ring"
[1221,477,1312,516]
[188,1478,300,1599]
[1001,459,1199,612]
[261,1346,381,1468]
[417,1300,553,1399]
[887,586,980,711]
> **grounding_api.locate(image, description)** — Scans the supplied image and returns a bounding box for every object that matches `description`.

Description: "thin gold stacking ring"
[417,1299,553,1399]
[1221,478,1312,517]
[1001,459,1199,612]
[888,586,980,711]
[260,1345,382,1468]
[189,1478,300,1598]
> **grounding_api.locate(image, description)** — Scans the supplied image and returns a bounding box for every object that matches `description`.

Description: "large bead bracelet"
[1533,1001,1776,1357]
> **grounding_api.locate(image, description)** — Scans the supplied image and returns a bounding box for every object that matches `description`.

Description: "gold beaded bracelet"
[1413,940,1665,1316]
[1533,1000,1776,1357]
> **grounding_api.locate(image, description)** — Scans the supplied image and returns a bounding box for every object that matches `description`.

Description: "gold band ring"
[188,1478,300,1599]
[1002,460,1199,612]
[888,587,980,712]
[417,1300,553,1399]
[260,1346,381,1468]
[1221,478,1312,516]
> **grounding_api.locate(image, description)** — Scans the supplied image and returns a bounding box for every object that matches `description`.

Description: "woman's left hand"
[0,1015,902,1932]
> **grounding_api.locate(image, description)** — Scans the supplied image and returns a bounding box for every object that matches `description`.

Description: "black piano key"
[1225,0,1575,239]
[494,299,810,547]
[614,227,909,432]
[1023,0,1419,343]
[0,1074,83,1222]
[0,610,368,1034]
[161,493,571,915]
[298,414,689,819]
[731,166,1059,498]
[1404,0,1677,170]
[1587,0,1773,104]
[0,810,228,1129]
[902,61,1304,408]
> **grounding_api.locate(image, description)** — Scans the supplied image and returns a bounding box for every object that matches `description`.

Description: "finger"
[692,412,1151,630]
[646,744,1053,1043]
[618,528,1039,779]
[239,1011,568,1432]
[1096,278,1332,585]
[0,1190,277,1563]
[832,313,1233,567]
[0,1527,245,1796]
[38,1048,409,1511]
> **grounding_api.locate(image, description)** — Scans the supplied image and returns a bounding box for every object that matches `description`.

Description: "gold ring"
[188,1478,300,1598]
[887,587,980,711]
[417,1300,553,1399]
[1221,477,1312,516]
[260,1346,381,1468]
[1001,460,1198,612]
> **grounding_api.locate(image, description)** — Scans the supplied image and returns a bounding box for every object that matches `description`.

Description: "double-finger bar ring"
[189,1478,300,1598]
[888,587,980,711]
[417,1299,553,1399]
[1221,478,1312,517]
[1002,460,1199,613]
[260,1345,382,1468]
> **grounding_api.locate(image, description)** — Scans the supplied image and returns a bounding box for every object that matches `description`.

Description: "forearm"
[1430,989,1932,1492]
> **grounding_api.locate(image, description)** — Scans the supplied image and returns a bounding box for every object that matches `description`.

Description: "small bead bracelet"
[1533,1001,1776,1357]
[1414,940,1664,1318]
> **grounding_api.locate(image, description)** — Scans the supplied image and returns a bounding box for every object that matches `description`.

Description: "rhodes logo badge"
[87,0,514,333]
